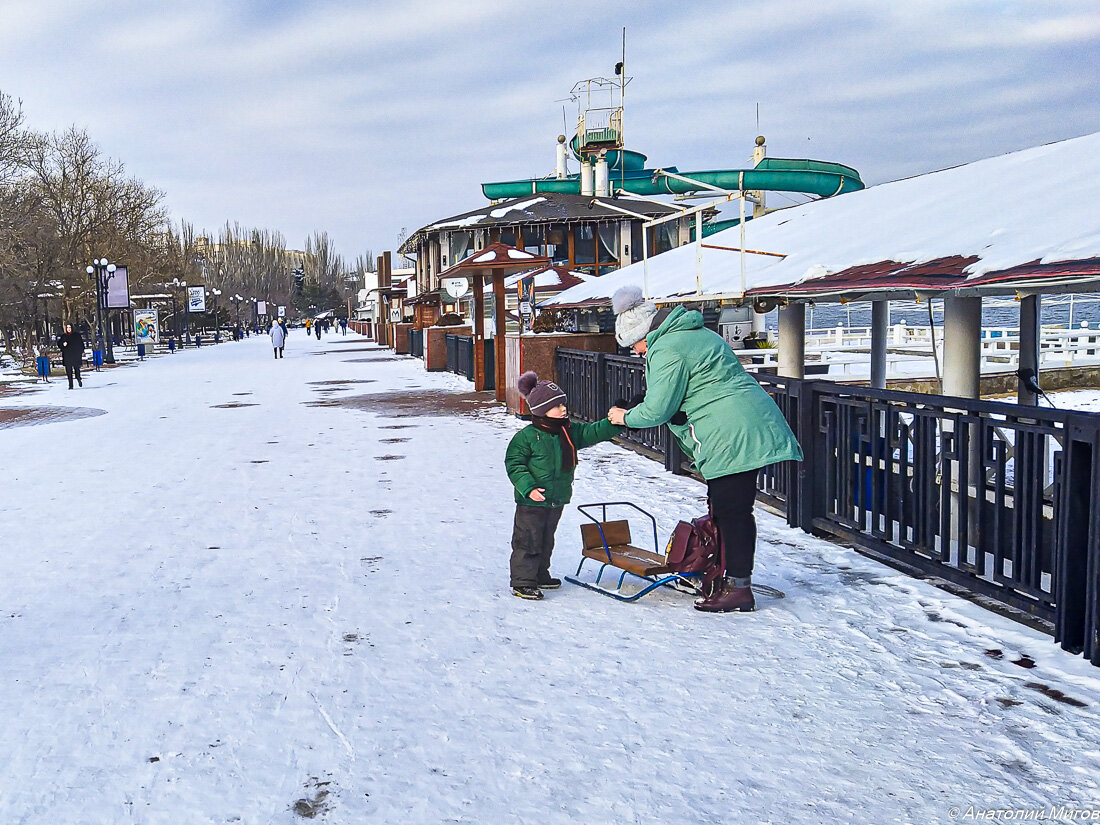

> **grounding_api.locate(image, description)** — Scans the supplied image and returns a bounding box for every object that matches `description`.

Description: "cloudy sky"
[1,0,1097,262]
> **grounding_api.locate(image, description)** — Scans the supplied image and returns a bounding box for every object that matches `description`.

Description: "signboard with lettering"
[187,285,206,313]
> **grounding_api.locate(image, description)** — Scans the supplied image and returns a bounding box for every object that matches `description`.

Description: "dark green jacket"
[624,306,802,479]
[505,418,623,507]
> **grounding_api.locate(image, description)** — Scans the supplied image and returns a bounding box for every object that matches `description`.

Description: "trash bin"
[36,355,51,380]
[195,335,203,347]
[137,344,146,358]
[92,349,104,368]
[168,338,176,352]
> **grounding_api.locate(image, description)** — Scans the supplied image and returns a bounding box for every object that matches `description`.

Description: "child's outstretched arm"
[571,417,624,450]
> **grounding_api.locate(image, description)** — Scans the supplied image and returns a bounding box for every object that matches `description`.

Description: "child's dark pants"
[509,504,563,588]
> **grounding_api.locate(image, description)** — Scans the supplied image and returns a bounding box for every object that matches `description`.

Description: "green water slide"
[481,151,864,201]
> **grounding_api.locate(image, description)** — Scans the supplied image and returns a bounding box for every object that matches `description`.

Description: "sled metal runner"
[565,502,702,602]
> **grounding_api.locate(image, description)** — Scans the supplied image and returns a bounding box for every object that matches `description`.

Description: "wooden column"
[472,273,486,390]
[493,273,508,401]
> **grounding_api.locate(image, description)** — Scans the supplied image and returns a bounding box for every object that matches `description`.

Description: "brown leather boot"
[694,580,755,613]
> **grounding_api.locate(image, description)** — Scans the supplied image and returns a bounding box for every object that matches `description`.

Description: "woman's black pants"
[707,469,760,579]
[64,363,81,388]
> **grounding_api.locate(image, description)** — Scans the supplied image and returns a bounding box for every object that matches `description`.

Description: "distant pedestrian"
[56,323,84,389]
[504,371,623,600]
[279,318,288,336]
[270,320,286,358]
[315,322,321,340]
[340,318,348,335]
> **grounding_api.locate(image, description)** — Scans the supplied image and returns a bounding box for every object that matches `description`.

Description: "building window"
[655,223,676,255]
[448,231,473,264]
[573,223,596,266]
[522,226,543,257]
[597,223,618,274]
[546,224,568,265]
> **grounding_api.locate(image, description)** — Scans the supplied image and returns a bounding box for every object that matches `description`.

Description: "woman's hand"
[607,406,627,426]
[528,488,546,502]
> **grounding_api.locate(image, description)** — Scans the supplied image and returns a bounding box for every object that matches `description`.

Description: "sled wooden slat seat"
[579,520,671,577]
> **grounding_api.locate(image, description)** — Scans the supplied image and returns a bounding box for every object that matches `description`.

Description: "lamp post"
[173,278,191,345]
[230,294,242,338]
[210,288,222,342]
[251,296,258,332]
[86,258,117,365]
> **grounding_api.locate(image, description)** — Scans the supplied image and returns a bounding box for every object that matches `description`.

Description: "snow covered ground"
[2,332,1099,825]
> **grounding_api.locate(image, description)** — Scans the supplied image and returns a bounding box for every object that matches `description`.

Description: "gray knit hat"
[612,285,659,347]
[517,371,567,416]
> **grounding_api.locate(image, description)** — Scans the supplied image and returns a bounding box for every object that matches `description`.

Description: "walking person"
[269,319,286,358]
[56,323,85,389]
[607,286,802,613]
[505,372,623,600]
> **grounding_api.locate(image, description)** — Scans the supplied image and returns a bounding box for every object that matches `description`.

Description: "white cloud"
[0,0,1097,259]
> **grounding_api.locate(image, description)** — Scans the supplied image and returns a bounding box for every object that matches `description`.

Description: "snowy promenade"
[2,332,1100,824]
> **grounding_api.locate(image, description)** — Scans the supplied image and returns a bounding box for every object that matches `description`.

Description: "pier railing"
[445,334,494,389]
[557,346,1100,667]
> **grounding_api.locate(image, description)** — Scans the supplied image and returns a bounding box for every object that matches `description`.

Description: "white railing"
[744,322,1100,377]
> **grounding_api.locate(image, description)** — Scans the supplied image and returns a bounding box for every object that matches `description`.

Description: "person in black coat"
[57,323,85,389]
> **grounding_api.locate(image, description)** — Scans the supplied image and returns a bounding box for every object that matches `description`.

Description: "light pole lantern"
[173,278,192,345]
[85,258,117,365]
[230,294,243,338]
[210,288,222,342]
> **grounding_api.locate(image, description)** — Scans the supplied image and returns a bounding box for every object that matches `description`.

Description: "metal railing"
[557,347,1100,666]
[445,334,494,390]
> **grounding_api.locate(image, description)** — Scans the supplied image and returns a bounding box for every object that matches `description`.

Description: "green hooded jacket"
[505,418,622,507]
[623,306,802,479]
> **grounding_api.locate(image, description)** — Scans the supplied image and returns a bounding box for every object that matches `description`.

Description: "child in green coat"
[505,371,622,600]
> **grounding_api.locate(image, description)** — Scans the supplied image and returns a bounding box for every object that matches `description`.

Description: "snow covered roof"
[437,243,550,279]
[399,193,681,255]
[481,265,595,295]
[544,132,1100,307]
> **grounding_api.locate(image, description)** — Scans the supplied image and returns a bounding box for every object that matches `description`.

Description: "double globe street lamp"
[86,258,116,364]
[210,288,222,342]
[172,278,191,345]
[229,294,244,338]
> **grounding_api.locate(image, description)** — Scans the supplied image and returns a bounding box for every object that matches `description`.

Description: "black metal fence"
[408,328,423,358]
[557,347,1100,667]
[445,334,494,390]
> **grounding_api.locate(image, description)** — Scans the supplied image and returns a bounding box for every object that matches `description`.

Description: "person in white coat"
[270,321,286,358]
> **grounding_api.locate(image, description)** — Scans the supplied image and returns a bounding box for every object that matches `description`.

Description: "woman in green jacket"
[608,285,802,613]
[506,372,622,600]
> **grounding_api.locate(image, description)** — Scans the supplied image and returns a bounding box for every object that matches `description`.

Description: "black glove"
[612,393,647,409]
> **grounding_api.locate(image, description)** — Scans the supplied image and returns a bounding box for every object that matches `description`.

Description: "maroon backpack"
[665,513,726,597]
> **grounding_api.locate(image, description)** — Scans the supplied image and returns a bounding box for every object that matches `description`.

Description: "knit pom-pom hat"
[612,285,659,347]
[517,370,568,416]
